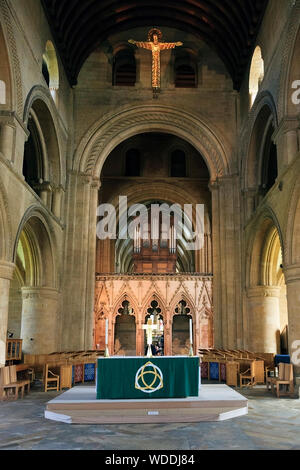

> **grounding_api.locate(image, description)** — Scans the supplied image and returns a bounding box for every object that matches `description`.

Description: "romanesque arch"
[246,210,288,353]
[242,92,278,192]
[23,86,64,188]
[8,207,60,353]
[74,105,231,181]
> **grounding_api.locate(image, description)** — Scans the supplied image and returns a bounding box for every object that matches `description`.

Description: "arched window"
[0,80,6,104]
[261,124,278,194]
[125,149,140,176]
[23,115,44,194]
[171,150,186,177]
[43,41,59,100]
[249,46,264,107]
[175,65,196,88]
[175,49,197,88]
[113,48,136,86]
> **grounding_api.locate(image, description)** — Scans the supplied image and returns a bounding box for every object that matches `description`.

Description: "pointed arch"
[141,291,166,318]
[112,292,139,319]
[169,292,196,320]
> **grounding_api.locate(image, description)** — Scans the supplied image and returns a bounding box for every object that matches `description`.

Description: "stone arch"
[98,182,212,275]
[142,292,166,318]
[247,208,284,288]
[12,206,58,288]
[169,293,195,320]
[74,105,230,182]
[246,209,287,353]
[23,86,64,186]
[8,206,60,353]
[242,92,278,191]
[113,293,138,320]
[0,0,23,115]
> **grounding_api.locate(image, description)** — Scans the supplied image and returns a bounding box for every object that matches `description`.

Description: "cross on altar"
[142,317,157,357]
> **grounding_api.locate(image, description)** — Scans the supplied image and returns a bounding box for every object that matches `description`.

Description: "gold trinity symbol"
[129,28,183,96]
[135,361,164,393]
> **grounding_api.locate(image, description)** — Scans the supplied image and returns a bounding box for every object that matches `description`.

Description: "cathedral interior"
[1,0,300,451]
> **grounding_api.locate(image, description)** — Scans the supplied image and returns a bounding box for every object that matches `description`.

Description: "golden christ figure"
[129,28,183,97]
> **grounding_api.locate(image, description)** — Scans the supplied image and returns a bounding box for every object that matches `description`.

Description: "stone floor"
[0,383,300,450]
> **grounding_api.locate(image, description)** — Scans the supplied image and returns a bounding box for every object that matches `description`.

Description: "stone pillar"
[210,176,243,349]
[61,172,100,351]
[284,265,300,375]
[52,186,64,219]
[21,287,60,354]
[84,179,101,349]
[164,317,172,356]
[136,318,144,356]
[247,286,281,353]
[0,123,14,161]
[0,261,15,365]
[273,118,300,171]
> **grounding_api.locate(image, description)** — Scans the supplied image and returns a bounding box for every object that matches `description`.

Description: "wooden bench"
[0,366,30,400]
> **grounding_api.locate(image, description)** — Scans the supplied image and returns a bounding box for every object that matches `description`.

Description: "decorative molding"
[0,0,23,117]
[74,105,230,181]
[247,285,281,298]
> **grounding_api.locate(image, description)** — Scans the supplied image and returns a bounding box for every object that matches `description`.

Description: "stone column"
[136,318,144,356]
[284,265,300,375]
[210,176,243,349]
[164,317,172,356]
[273,118,300,171]
[61,172,100,351]
[247,286,281,353]
[84,179,101,349]
[52,186,64,219]
[0,261,15,365]
[0,123,14,161]
[21,287,60,354]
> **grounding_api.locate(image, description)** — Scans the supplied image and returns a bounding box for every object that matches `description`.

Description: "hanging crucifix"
[129,28,183,98]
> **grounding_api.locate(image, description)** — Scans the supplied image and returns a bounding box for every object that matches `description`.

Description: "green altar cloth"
[96,356,199,400]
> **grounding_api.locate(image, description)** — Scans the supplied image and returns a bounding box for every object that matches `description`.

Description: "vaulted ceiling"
[41,0,268,90]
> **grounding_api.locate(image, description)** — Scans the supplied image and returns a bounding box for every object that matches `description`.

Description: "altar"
[96,356,200,400]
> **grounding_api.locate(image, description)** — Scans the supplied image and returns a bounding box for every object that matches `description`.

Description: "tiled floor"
[0,383,300,450]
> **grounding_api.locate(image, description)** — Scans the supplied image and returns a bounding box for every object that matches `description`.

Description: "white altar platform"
[45,384,248,424]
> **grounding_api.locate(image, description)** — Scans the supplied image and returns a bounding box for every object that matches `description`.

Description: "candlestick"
[189,318,193,356]
[105,318,108,344]
[105,319,110,357]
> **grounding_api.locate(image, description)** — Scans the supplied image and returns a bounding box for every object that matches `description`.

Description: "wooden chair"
[267,363,294,398]
[44,364,60,392]
[240,361,256,388]
[266,362,284,392]
[226,362,239,387]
